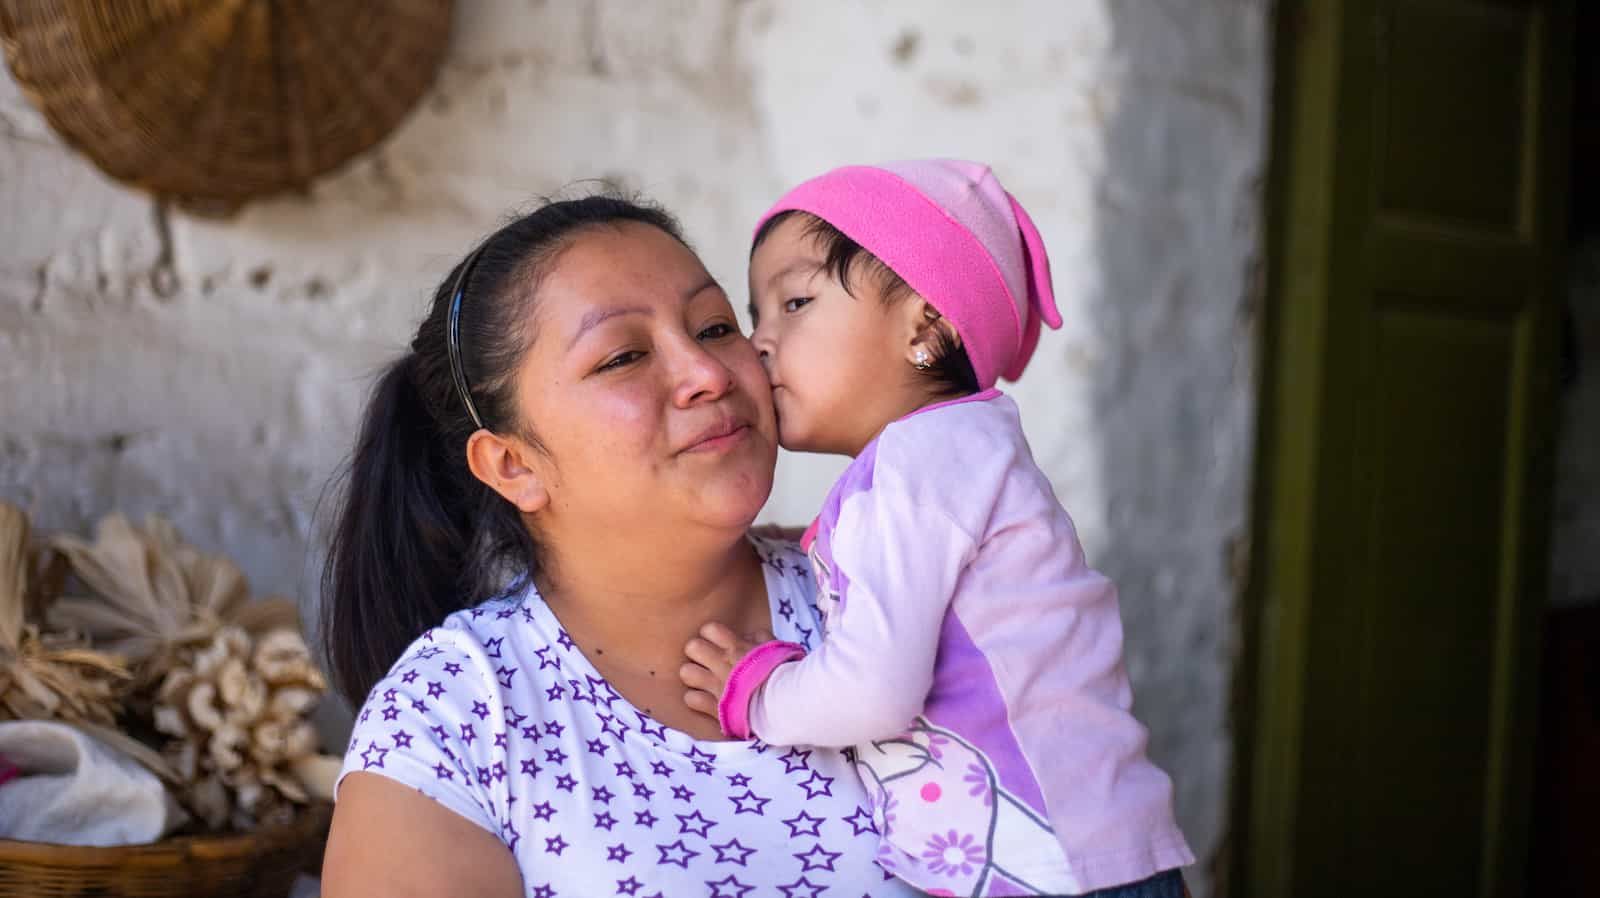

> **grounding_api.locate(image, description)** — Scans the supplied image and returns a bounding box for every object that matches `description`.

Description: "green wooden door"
[1240,1,1570,896]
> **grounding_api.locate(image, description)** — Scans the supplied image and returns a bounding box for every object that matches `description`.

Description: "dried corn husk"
[49,513,252,685]
[0,502,130,726]
[153,623,327,830]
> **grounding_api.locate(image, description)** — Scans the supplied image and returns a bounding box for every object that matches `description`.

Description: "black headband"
[446,245,488,430]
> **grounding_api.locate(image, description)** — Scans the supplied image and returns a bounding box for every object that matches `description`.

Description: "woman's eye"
[697,322,736,341]
[598,350,645,372]
[784,297,812,313]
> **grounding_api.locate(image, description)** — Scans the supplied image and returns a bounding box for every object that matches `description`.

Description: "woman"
[319,195,916,896]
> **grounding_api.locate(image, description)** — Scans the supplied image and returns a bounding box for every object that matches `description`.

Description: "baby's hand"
[680,622,773,720]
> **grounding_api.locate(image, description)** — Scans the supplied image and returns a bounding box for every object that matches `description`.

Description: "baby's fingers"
[678,660,724,696]
[683,688,719,719]
[684,637,732,674]
[697,621,740,651]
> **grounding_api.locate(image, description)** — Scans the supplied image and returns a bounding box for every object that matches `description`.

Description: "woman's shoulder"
[338,591,562,838]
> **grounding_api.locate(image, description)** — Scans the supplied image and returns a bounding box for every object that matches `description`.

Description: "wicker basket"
[0,802,332,898]
[0,0,453,215]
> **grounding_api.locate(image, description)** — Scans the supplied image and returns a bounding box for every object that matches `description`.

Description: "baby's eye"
[784,297,812,313]
[698,323,737,341]
[598,350,645,372]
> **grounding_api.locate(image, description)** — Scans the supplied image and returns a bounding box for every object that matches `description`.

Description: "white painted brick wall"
[0,3,1272,891]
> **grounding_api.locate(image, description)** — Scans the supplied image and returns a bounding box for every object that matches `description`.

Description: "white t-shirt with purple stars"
[337,537,916,898]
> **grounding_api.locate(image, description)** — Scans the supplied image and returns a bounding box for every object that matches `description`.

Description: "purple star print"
[594,811,618,831]
[533,801,557,821]
[471,700,490,720]
[794,843,843,872]
[544,834,568,855]
[776,875,826,898]
[634,809,659,828]
[798,770,834,799]
[426,681,445,699]
[843,805,877,835]
[671,785,695,802]
[711,838,756,866]
[781,810,824,838]
[676,810,716,838]
[729,789,769,816]
[391,729,413,749]
[442,661,463,676]
[593,785,615,804]
[360,741,388,770]
[635,713,668,742]
[607,842,633,863]
[656,839,701,868]
[706,874,755,898]
[779,747,812,774]
[554,774,577,792]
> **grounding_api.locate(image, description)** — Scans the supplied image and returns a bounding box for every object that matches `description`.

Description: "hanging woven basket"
[0,0,454,216]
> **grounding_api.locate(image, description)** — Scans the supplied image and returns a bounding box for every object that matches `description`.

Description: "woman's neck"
[533,531,769,678]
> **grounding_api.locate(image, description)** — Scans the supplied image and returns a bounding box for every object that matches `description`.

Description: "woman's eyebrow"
[567,278,724,349]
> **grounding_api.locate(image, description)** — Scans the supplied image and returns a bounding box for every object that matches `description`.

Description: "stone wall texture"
[0,2,1273,892]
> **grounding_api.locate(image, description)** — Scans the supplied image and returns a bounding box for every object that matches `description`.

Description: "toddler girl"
[680,160,1194,898]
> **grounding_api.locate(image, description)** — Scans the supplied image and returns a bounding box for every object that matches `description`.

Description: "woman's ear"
[901,297,962,368]
[466,430,550,514]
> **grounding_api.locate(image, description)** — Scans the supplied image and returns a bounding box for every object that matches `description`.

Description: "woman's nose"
[672,339,735,407]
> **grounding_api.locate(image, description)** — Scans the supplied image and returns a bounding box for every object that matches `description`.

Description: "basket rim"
[0,800,331,862]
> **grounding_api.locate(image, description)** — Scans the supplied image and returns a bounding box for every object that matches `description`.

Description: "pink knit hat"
[753,159,1061,389]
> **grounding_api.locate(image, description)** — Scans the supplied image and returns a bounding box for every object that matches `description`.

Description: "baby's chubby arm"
[684,482,977,748]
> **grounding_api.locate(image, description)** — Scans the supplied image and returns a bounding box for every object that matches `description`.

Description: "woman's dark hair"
[753,210,979,397]
[321,193,685,706]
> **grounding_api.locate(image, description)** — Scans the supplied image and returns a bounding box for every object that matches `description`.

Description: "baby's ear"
[902,297,961,367]
[466,430,550,515]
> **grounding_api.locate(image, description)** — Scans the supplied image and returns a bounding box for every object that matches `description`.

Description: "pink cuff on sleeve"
[717,640,807,740]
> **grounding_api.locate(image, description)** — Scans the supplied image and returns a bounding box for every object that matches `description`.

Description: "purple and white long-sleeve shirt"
[336,536,917,898]
[746,390,1194,896]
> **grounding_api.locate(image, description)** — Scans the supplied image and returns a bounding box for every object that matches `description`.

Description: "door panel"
[1242,1,1570,895]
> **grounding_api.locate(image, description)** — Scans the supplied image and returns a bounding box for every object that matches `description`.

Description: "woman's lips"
[681,419,752,454]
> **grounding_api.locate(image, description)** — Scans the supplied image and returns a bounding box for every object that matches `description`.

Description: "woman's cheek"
[591,383,660,447]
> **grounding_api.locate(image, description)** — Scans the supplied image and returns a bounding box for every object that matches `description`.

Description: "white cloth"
[0,720,188,845]
[338,536,916,898]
